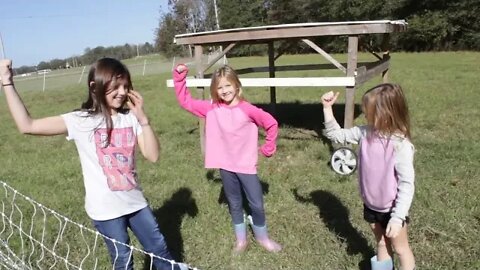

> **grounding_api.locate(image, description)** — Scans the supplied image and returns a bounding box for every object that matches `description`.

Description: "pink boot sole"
[257,239,282,252]
[233,241,248,253]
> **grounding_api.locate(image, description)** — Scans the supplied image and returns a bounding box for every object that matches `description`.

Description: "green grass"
[0,52,479,269]
[12,54,172,92]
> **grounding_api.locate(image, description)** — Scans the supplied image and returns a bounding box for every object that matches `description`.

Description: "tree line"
[155,0,480,57]
[14,42,155,75]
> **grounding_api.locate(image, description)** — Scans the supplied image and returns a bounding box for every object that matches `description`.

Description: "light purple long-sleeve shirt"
[173,69,278,174]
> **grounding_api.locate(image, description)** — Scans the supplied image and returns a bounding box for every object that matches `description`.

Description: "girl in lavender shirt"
[173,64,281,253]
[322,84,415,270]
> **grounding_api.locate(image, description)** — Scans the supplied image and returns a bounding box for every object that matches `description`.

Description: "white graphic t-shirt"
[62,111,148,221]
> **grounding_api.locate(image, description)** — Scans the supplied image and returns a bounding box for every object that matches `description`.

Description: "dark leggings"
[219,169,266,226]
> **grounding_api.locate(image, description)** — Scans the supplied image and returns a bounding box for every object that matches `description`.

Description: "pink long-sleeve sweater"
[173,69,278,174]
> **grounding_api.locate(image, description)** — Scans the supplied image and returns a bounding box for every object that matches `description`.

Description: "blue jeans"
[93,206,175,270]
[219,169,266,226]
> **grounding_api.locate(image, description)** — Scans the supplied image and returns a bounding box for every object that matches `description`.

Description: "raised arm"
[127,90,159,163]
[173,64,211,117]
[321,91,340,123]
[0,59,67,135]
[321,91,363,144]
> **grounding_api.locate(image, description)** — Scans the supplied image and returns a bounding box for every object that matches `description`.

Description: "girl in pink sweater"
[173,64,281,253]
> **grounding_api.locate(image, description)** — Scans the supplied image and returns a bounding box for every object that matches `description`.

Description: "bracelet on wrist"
[140,122,150,126]
[2,83,14,87]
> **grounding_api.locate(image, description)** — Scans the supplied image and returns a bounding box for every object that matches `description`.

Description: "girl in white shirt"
[0,58,187,270]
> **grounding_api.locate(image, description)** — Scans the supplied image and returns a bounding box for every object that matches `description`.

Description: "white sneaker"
[245,215,253,225]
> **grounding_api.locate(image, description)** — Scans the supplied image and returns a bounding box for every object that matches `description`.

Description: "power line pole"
[213,0,220,30]
[213,0,226,64]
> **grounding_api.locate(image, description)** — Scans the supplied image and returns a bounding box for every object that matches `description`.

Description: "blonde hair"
[209,65,244,103]
[361,83,411,139]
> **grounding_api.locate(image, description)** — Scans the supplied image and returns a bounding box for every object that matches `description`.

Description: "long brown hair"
[81,58,133,144]
[361,83,411,139]
[209,65,244,103]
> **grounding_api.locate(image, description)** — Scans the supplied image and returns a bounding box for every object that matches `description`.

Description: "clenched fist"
[0,59,13,85]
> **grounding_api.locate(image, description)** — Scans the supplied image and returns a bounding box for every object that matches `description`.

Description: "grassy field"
[0,52,479,270]
[11,54,172,92]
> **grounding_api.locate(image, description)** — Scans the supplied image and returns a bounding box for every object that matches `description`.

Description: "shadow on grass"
[184,102,361,155]
[146,187,198,268]
[255,102,362,134]
[182,102,361,143]
[205,169,270,215]
[255,102,362,154]
[292,188,374,270]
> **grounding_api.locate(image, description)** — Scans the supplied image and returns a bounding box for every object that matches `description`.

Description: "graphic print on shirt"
[94,127,137,191]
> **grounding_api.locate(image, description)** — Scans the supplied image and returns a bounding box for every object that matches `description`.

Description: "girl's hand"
[176,64,188,73]
[0,59,14,85]
[385,221,402,238]
[321,91,339,107]
[260,143,276,157]
[126,90,149,125]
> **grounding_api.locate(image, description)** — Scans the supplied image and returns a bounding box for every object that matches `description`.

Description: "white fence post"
[78,66,86,84]
[142,59,146,76]
[42,72,46,92]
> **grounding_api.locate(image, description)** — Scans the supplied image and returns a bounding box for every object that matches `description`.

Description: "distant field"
[0,52,479,270]
[12,54,174,92]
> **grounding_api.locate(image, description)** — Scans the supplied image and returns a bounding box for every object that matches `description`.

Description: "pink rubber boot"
[252,224,282,252]
[233,223,248,253]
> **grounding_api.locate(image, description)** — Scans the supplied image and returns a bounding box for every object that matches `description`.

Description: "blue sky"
[0,0,169,67]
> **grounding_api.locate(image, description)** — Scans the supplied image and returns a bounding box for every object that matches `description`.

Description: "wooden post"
[381,33,390,83]
[194,45,206,154]
[344,36,358,128]
[268,41,276,114]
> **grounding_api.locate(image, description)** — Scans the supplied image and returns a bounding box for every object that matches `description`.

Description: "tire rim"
[331,147,357,175]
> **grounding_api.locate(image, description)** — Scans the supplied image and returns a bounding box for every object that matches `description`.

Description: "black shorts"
[363,205,410,229]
